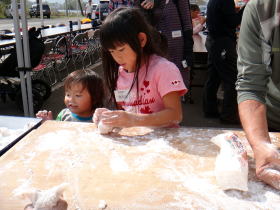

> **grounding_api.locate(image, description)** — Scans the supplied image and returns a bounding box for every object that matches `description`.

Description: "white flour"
[110,151,129,173]
[0,127,27,151]
[7,127,280,209]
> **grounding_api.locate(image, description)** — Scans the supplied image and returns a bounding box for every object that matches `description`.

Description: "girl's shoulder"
[149,55,179,72]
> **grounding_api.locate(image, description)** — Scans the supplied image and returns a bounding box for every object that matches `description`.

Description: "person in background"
[85,0,93,19]
[236,0,280,190]
[109,0,135,12]
[136,0,193,103]
[190,4,206,34]
[36,69,104,122]
[93,8,187,128]
[203,0,246,123]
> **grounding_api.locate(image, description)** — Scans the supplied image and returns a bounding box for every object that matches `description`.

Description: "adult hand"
[101,110,135,128]
[93,108,110,125]
[36,110,53,121]
[253,142,280,190]
[141,0,154,10]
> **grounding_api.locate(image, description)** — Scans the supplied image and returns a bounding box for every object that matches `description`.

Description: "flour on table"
[110,151,129,173]
[0,127,28,151]
[211,132,248,191]
[6,125,280,209]
[98,200,107,209]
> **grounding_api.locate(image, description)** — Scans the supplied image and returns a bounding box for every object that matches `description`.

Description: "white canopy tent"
[10,0,86,117]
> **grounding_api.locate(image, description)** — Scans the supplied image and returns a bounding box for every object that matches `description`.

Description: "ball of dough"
[98,121,113,134]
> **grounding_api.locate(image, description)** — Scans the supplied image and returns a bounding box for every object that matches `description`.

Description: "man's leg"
[203,37,221,117]
[217,38,238,122]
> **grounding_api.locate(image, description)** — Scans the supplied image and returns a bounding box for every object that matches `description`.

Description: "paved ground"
[0,60,241,130]
[0,17,84,31]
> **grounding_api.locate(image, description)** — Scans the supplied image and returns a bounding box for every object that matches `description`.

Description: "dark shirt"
[206,0,245,40]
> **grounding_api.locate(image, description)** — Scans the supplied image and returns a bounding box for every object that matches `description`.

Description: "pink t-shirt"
[115,55,187,114]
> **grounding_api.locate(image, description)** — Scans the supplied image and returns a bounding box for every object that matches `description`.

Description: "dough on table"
[98,120,113,134]
[15,183,68,210]
[211,132,248,191]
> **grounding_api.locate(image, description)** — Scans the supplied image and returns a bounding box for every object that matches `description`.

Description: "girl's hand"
[93,108,110,125]
[36,110,53,121]
[101,110,135,128]
[141,0,154,9]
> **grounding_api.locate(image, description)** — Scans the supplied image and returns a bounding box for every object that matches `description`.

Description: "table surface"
[40,23,92,38]
[0,23,93,48]
[0,116,42,156]
[0,121,279,209]
[0,38,16,48]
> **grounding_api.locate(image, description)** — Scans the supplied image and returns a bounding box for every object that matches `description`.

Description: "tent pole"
[12,0,29,116]
[21,0,34,117]
[39,0,44,27]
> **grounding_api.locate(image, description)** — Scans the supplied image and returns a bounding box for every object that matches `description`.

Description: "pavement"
[0,61,241,130]
[0,17,85,31]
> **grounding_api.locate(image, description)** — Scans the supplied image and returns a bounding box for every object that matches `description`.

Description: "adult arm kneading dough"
[237,1,280,190]
[239,100,280,190]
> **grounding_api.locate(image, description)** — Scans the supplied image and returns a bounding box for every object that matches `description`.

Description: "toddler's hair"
[64,69,104,111]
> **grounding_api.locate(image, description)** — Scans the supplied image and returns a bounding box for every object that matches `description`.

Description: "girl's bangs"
[101,19,137,50]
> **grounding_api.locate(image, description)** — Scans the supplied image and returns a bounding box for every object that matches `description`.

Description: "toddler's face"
[108,43,137,73]
[64,83,93,117]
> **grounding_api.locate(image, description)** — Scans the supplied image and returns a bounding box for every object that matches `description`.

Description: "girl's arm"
[101,91,182,127]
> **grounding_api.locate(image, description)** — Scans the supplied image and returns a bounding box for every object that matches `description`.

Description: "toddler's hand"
[36,110,53,121]
[93,108,110,125]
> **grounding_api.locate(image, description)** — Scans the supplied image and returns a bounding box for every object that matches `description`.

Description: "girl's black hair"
[100,7,162,106]
[64,69,104,111]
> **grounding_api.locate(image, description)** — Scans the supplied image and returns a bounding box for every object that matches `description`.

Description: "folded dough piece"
[15,183,68,210]
[98,120,113,134]
[211,132,248,191]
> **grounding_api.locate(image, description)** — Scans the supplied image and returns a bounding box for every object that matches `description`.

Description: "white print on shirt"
[114,89,129,103]
[172,30,182,38]
[171,80,181,86]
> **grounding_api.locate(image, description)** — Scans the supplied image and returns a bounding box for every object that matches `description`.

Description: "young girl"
[36,69,104,122]
[93,7,187,128]
[190,4,206,35]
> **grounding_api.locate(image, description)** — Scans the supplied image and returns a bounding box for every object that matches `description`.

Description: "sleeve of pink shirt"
[155,58,188,97]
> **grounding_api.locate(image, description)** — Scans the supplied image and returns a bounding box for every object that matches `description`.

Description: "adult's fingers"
[257,167,280,190]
